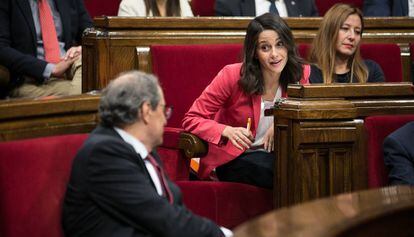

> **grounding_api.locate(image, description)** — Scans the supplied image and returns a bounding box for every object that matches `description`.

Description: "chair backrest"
[83,0,121,18]
[151,44,243,128]
[191,0,216,16]
[315,0,363,16]
[298,43,402,82]
[0,134,88,237]
[364,115,414,188]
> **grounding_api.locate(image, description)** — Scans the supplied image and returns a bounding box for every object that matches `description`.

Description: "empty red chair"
[83,0,121,18]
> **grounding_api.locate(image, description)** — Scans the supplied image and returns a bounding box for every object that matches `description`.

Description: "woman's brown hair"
[144,0,181,16]
[239,13,304,94]
[309,3,368,83]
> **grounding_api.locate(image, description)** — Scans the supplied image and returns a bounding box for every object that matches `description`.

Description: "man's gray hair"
[99,70,160,127]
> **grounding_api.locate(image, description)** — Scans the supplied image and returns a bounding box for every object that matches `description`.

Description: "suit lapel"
[17,0,37,46]
[240,0,256,16]
[54,0,70,47]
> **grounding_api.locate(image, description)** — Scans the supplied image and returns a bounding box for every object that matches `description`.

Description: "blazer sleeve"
[182,64,239,145]
[75,0,93,43]
[0,0,48,81]
[118,0,146,16]
[383,136,414,185]
[363,0,392,16]
[86,139,224,237]
[180,0,194,16]
[215,0,233,16]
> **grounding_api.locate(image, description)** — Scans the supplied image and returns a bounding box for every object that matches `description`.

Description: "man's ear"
[140,102,151,124]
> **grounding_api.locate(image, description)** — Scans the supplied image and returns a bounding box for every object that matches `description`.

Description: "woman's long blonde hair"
[309,4,368,83]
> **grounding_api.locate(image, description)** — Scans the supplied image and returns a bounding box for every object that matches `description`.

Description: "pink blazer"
[182,63,310,179]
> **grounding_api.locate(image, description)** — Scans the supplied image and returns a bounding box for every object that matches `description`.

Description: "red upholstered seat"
[315,0,363,16]
[365,115,414,188]
[360,44,402,82]
[83,0,121,18]
[191,0,216,16]
[298,43,402,82]
[0,134,88,237]
[151,44,243,128]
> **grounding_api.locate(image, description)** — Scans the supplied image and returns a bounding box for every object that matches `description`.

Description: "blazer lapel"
[251,94,261,135]
[240,0,256,16]
[54,0,71,46]
[16,0,37,46]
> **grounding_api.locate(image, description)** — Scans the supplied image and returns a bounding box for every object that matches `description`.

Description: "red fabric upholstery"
[360,44,402,82]
[365,115,414,188]
[411,44,414,62]
[177,181,273,228]
[83,0,121,18]
[297,43,402,82]
[0,134,88,237]
[191,0,215,16]
[315,0,363,16]
[151,44,243,128]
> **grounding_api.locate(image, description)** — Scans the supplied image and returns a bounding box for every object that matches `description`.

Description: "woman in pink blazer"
[182,13,310,189]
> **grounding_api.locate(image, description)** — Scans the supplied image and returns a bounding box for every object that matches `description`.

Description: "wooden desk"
[233,185,414,237]
[273,83,414,208]
[83,17,414,91]
[0,94,99,141]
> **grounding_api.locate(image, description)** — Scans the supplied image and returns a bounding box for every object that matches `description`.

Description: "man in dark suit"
[364,0,411,16]
[215,0,319,17]
[0,0,92,98]
[62,71,230,237]
[383,121,414,185]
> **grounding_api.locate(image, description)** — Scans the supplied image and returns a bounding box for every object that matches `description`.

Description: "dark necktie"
[146,154,174,204]
[38,0,60,63]
[269,0,279,15]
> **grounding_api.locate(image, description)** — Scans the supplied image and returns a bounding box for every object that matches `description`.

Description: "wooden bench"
[82,17,414,91]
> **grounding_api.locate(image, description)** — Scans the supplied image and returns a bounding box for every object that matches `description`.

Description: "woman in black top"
[308,3,385,83]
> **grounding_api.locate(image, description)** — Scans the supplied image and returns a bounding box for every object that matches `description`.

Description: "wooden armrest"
[0,65,10,87]
[178,132,208,158]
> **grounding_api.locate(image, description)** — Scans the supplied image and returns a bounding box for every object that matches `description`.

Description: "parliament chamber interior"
[0,0,414,236]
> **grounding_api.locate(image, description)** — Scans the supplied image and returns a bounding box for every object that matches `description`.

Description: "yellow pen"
[246,117,251,131]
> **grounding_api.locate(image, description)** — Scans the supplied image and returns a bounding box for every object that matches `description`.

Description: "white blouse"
[118,0,194,17]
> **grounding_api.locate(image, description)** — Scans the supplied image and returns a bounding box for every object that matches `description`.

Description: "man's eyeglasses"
[161,104,173,120]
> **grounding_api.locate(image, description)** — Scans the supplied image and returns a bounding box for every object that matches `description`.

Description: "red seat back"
[151,44,243,128]
[365,115,414,188]
[0,134,88,237]
[191,0,216,16]
[315,0,363,16]
[83,0,121,18]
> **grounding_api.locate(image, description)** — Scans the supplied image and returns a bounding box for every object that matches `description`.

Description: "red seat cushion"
[365,115,414,188]
[0,134,88,237]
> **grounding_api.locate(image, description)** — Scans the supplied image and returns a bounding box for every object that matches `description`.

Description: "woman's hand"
[222,126,254,150]
[263,124,274,152]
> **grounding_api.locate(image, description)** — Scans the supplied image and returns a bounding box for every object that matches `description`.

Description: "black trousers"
[216,151,274,189]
